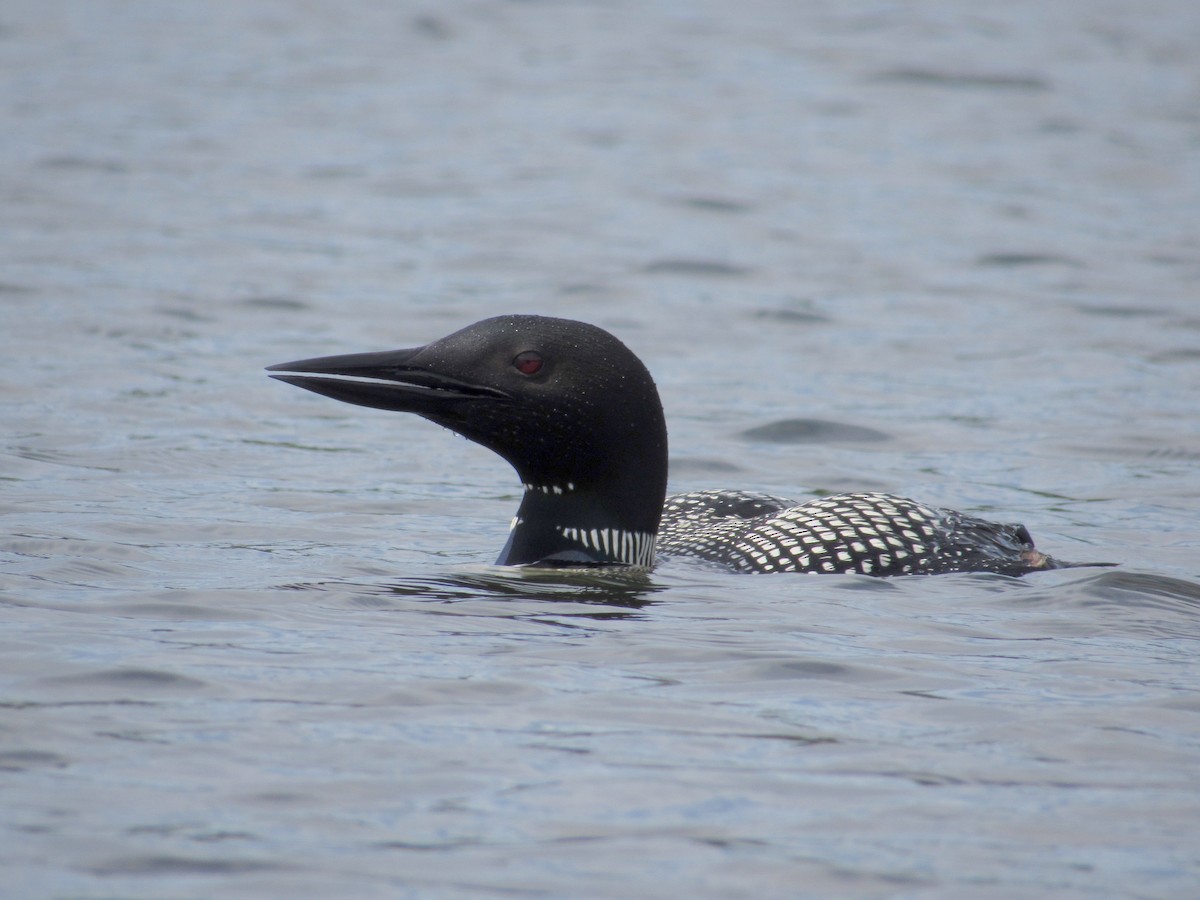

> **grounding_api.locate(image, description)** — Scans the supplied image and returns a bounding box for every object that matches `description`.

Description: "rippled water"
[4,2,1200,897]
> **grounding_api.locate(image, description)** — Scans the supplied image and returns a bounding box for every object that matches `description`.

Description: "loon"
[268,314,1092,576]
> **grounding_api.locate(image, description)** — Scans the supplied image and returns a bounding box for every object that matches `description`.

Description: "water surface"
[3,2,1199,897]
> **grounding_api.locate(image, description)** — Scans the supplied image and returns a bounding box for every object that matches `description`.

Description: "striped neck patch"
[556,525,656,569]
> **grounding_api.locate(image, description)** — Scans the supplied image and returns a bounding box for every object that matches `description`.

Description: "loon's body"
[268,314,1090,576]
[658,490,1053,576]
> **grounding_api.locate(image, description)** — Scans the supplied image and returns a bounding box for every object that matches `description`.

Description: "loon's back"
[658,490,1059,576]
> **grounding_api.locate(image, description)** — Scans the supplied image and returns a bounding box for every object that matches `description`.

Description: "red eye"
[513,351,543,376]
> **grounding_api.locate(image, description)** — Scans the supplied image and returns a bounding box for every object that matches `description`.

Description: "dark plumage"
[269,314,1102,575]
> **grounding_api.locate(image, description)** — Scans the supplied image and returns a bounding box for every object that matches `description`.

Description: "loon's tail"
[956,518,1115,576]
[1032,551,1118,571]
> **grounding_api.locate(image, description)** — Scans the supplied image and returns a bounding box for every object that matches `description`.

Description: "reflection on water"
[296,567,667,613]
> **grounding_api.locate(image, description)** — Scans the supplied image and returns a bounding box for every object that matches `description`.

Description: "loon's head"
[268,315,668,567]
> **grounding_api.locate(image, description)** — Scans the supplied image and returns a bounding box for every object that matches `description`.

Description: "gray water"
[4,2,1200,897]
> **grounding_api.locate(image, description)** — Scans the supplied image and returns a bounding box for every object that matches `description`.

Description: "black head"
[268,315,670,565]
